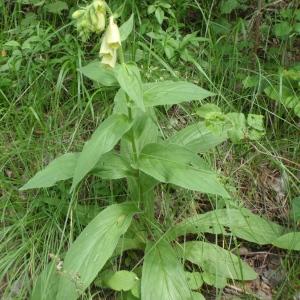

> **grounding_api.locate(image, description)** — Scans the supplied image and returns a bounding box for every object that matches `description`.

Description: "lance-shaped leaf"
[30,262,59,300]
[56,203,137,300]
[138,143,229,198]
[20,153,79,190]
[180,241,257,281]
[71,114,133,191]
[141,240,192,300]
[114,64,145,111]
[119,14,134,42]
[168,208,284,245]
[143,81,215,107]
[79,61,117,86]
[168,122,227,153]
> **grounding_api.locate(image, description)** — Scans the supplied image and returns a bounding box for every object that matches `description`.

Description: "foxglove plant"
[22,1,300,299]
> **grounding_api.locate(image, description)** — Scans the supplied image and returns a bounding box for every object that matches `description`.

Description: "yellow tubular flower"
[106,16,121,49]
[101,49,117,68]
[99,32,113,57]
[99,16,121,68]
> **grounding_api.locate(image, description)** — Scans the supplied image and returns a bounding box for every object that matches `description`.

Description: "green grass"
[1,1,300,299]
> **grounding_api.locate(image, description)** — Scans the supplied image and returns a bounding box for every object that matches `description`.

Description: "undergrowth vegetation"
[0,0,300,299]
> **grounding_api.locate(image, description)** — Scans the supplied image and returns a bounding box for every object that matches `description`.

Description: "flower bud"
[105,16,121,49]
[93,0,106,13]
[72,9,85,19]
[88,9,98,27]
[95,12,106,32]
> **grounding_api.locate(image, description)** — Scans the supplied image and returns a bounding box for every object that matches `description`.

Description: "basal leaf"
[138,143,229,198]
[168,208,284,245]
[185,272,203,290]
[191,292,205,300]
[196,103,221,118]
[143,81,215,107]
[168,122,227,153]
[79,61,117,86]
[273,232,300,251]
[202,272,227,288]
[56,203,137,300]
[71,114,133,191]
[114,64,145,111]
[20,153,79,190]
[104,270,139,291]
[180,241,257,281]
[30,262,59,300]
[141,240,192,300]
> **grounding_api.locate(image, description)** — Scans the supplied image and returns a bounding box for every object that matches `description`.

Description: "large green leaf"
[20,153,79,190]
[138,143,229,198]
[180,241,257,281]
[273,232,300,250]
[141,240,192,300]
[114,64,145,111]
[168,122,227,153]
[21,149,133,191]
[168,208,284,244]
[56,203,137,300]
[79,61,117,86]
[143,81,215,107]
[71,114,133,191]
[93,151,134,180]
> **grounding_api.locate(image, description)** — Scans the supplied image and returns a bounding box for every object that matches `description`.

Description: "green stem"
[118,45,141,206]
[127,106,138,162]
[126,97,141,207]
[117,46,154,220]
[118,45,125,65]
